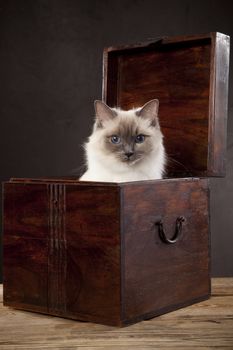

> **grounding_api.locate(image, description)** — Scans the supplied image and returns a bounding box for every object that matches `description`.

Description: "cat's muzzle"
[125,152,134,159]
[123,152,138,164]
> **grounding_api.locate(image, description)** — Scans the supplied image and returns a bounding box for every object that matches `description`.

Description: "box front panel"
[122,179,210,322]
[3,183,49,312]
[4,182,122,325]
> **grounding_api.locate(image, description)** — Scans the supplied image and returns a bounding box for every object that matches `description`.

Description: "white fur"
[80,107,166,183]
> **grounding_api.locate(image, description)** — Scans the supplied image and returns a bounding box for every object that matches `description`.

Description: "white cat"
[80,99,166,182]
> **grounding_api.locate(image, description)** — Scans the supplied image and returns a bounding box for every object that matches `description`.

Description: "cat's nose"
[125,152,134,158]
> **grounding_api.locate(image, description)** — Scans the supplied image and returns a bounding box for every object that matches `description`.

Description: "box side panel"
[122,179,210,323]
[3,183,49,312]
[64,185,121,325]
[208,33,230,175]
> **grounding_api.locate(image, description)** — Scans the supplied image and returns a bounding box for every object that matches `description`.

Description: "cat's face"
[103,116,156,165]
[90,99,163,167]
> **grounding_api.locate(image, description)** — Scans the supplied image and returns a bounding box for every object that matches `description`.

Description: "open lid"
[102,32,230,177]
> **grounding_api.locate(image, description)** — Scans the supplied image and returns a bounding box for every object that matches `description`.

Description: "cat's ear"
[136,99,159,127]
[94,100,117,125]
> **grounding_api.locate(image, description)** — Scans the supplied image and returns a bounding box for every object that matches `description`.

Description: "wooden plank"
[103,33,214,54]
[0,278,233,349]
[208,32,230,175]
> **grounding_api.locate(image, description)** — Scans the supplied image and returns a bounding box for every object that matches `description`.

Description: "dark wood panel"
[3,183,49,239]
[118,44,210,175]
[64,185,121,324]
[208,33,230,175]
[8,177,118,186]
[3,181,122,325]
[3,236,48,313]
[3,182,50,312]
[121,179,210,322]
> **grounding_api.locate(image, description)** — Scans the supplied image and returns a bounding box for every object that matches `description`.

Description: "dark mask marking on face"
[104,118,153,164]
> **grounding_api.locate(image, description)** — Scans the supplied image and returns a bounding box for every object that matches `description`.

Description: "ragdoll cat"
[79,99,166,182]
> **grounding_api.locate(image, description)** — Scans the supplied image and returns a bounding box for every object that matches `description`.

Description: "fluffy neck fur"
[80,100,166,183]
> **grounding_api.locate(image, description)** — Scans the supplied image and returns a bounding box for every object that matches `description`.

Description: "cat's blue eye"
[135,134,145,143]
[111,135,121,144]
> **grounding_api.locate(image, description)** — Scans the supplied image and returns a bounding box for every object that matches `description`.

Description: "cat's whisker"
[166,155,191,174]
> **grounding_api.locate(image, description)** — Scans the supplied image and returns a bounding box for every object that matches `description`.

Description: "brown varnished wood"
[103,32,230,177]
[3,235,49,313]
[208,33,230,175]
[8,177,118,186]
[3,181,122,326]
[3,178,210,326]
[64,185,121,324]
[3,183,49,313]
[3,183,50,315]
[120,178,210,324]
[3,182,49,239]
[104,33,216,54]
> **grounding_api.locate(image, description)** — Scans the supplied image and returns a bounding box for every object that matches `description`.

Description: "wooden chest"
[3,32,230,327]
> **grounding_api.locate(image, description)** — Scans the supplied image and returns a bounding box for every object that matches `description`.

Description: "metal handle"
[156,216,185,244]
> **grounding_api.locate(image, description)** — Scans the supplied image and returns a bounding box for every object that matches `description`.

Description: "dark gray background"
[0,0,233,282]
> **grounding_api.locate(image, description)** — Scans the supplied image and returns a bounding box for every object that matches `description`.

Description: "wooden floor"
[0,278,233,350]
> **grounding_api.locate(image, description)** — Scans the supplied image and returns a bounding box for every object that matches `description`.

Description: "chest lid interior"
[102,32,230,177]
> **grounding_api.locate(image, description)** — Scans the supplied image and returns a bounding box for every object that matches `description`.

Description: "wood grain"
[0,278,232,349]
[3,182,122,326]
[121,179,210,323]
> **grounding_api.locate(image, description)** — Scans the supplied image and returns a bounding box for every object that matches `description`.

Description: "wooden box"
[3,32,230,327]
